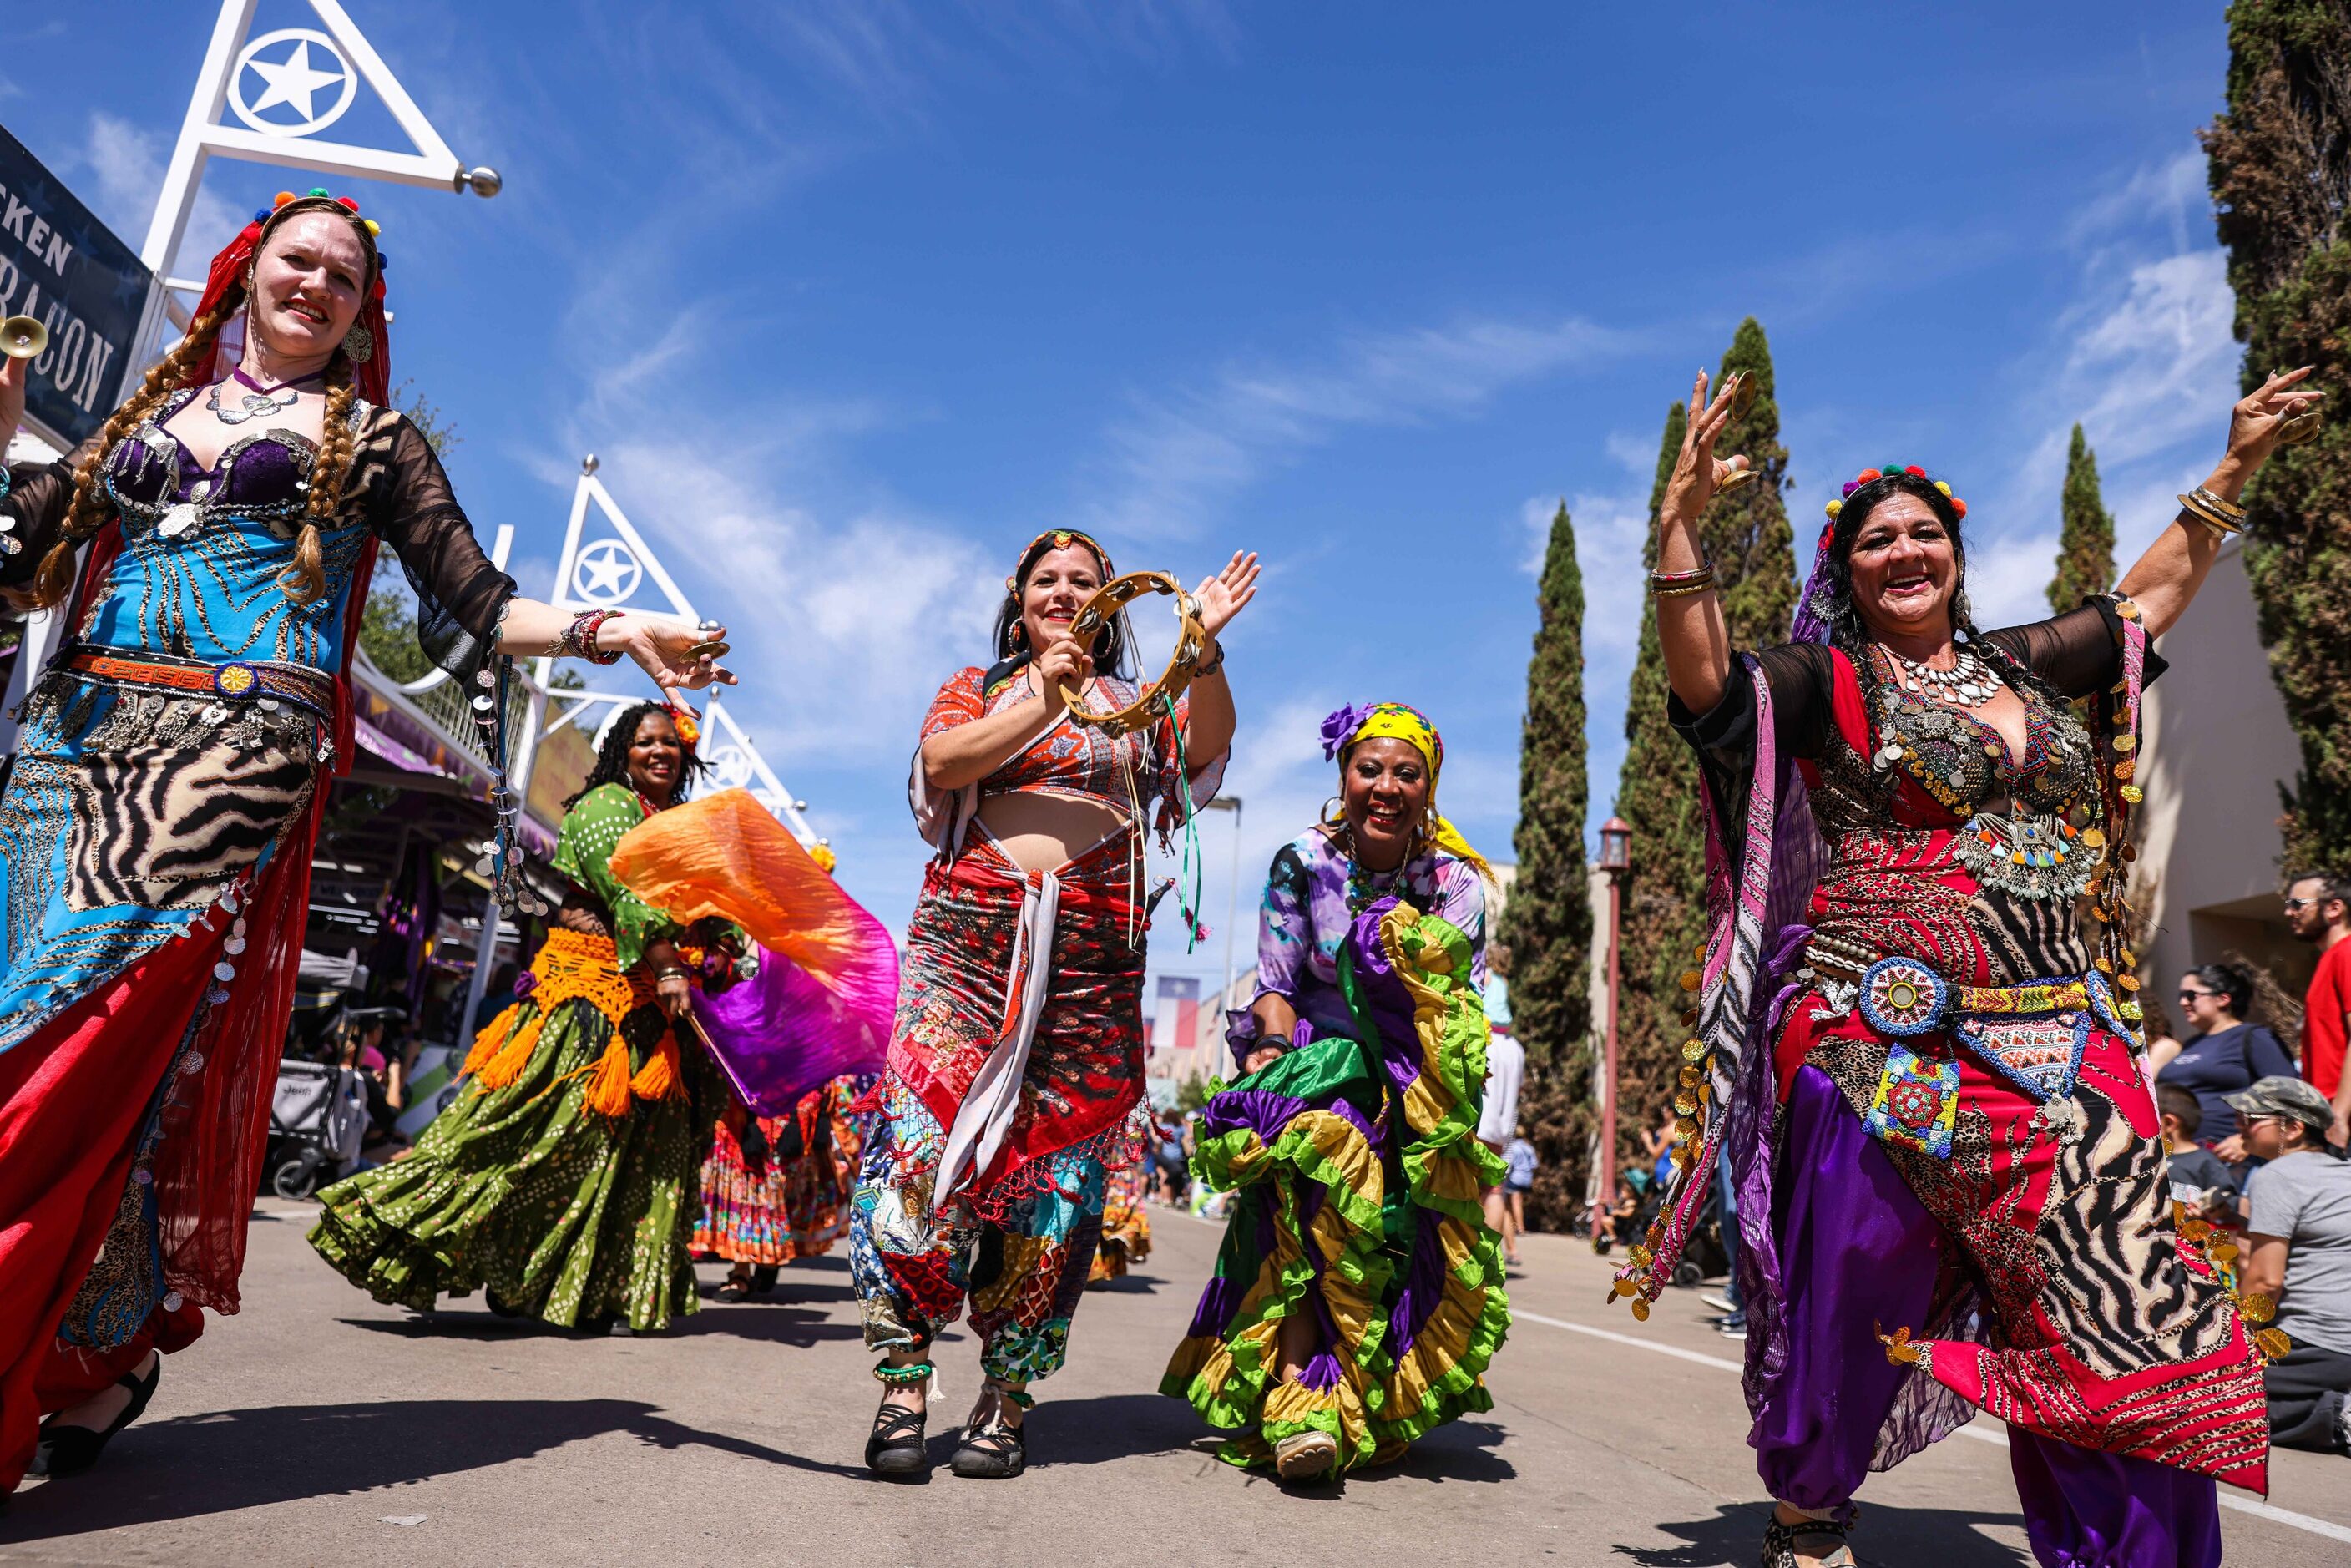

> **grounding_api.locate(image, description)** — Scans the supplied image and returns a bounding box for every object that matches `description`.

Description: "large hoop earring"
[1320,795,1345,826]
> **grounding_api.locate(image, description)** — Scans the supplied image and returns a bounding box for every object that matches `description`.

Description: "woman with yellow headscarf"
[1162,702,1509,1482]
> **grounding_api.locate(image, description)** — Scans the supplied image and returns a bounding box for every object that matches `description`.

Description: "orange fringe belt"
[461,927,682,1116]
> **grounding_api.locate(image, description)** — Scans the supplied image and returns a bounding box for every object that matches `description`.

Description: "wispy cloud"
[73,112,245,271]
[1963,147,2240,628]
[1084,314,1636,539]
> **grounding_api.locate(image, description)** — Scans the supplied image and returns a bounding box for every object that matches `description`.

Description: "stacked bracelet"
[561,608,626,664]
[1650,561,1717,598]
[2177,487,2246,539]
[1194,641,1226,679]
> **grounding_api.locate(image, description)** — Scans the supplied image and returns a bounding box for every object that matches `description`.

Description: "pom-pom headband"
[1823,464,1966,523]
[195,187,392,403]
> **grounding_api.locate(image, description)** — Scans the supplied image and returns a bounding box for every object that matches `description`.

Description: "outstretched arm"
[2117,367,2321,638]
[1654,369,1752,716]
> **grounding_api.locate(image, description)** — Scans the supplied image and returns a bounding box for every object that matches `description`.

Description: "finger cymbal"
[1714,465,1758,498]
[2278,410,2323,447]
[0,316,46,361]
[1729,372,1757,420]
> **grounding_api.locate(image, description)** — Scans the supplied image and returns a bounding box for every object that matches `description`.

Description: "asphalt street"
[4,1200,2347,1566]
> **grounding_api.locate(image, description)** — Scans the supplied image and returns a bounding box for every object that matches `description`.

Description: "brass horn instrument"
[0,316,47,361]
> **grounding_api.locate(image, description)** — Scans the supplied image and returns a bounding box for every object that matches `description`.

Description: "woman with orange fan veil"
[310,701,744,1333]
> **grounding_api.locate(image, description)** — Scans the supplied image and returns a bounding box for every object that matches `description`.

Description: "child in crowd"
[2159,1082,2241,1222]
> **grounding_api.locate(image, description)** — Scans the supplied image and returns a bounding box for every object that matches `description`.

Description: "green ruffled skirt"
[308,989,714,1332]
[1161,902,1509,1469]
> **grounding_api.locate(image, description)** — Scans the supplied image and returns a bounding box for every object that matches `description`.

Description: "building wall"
[2136,539,2314,1034]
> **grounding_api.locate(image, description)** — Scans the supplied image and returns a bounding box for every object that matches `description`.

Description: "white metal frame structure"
[456,459,820,1029]
[141,0,502,283]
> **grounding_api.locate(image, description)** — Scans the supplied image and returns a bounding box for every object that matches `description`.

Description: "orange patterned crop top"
[908,665,1226,858]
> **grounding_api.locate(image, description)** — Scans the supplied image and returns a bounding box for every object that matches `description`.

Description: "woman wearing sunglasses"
[2156,964,2298,1163]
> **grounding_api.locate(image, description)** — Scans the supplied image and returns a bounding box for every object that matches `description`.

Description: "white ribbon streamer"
[934,867,1061,1204]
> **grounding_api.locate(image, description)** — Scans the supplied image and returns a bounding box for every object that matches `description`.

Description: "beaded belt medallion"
[1865,1043,1960,1159]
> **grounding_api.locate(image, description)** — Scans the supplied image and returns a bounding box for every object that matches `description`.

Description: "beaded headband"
[1004,529,1114,592]
[1823,464,1966,522]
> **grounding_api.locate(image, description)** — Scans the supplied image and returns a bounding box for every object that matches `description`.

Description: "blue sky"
[3,3,2251,1000]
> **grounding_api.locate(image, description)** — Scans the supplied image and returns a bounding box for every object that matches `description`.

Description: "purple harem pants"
[1752,1066,2222,1568]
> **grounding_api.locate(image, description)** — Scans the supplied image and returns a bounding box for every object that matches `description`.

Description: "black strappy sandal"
[866,1360,933,1479]
[715,1271,754,1303]
[950,1383,1030,1479]
[30,1355,160,1480]
[1761,1510,1855,1568]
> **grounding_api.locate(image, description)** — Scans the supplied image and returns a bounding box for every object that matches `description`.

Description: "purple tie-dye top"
[1246,826,1487,1051]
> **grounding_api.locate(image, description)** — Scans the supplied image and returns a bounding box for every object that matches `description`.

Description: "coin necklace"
[1883,639,2003,707]
[205,367,321,426]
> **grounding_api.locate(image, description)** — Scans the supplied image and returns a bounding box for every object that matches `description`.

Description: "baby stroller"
[265,1058,371,1200]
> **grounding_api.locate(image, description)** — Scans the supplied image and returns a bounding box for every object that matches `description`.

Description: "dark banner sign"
[0,120,156,448]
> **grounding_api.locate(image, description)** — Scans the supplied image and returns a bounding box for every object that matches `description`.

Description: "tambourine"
[1059,570,1203,738]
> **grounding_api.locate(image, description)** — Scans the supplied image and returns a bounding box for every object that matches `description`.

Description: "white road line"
[1514,1307,2351,1546]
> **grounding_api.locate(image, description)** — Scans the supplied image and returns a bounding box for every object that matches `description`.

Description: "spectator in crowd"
[2288,873,2351,1150]
[1707,1141,1747,1340]
[2156,964,2298,1162]
[1594,1170,1649,1256]
[1478,1021,1525,1257]
[2156,1084,2240,1221]
[2231,1076,2351,1455]
[1498,1125,1536,1269]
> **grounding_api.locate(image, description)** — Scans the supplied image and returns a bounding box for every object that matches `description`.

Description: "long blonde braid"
[280,357,356,605]
[27,297,239,609]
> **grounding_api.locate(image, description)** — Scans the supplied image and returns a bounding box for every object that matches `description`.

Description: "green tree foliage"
[2205,1,2351,873]
[1497,502,1594,1228]
[2048,424,2117,613]
[1611,320,1797,1182]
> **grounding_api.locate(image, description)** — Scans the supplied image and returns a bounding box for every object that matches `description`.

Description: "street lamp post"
[1595,816,1632,1240]
[1201,795,1244,1083]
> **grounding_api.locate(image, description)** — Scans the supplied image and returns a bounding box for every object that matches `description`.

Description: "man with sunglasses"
[2231,1075,2351,1455]
[2287,873,2351,1150]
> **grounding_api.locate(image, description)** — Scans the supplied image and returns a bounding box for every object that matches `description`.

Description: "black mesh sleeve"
[368,415,516,675]
[1668,642,1837,776]
[0,438,99,591]
[1982,600,2168,699]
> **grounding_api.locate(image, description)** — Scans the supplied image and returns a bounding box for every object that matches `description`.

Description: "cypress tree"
[1611,319,1798,1183]
[2048,424,2117,613]
[2204,3,2351,873]
[1497,501,1593,1228]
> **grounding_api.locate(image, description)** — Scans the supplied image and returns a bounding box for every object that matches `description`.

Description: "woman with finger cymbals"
[1619,363,2324,1567]
[852,529,1257,1480]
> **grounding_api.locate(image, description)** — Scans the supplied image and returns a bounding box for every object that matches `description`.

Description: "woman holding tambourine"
[851,528,1256,1480]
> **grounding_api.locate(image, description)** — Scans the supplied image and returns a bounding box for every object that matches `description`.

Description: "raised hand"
[1191,550,1261,641]
[1034,630,1095,710]
[623,615,737,697]
[1660,368,1752,525]
[2226,365,2323,466]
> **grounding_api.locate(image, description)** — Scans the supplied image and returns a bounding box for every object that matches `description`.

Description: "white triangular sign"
[144,0,493,273]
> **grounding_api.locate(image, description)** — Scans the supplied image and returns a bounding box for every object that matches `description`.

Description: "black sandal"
[1760,1510,1854,1568]
[31,1355,160,1480]
[950,1383,1030,1479]
[715,1272,754,1303]
[866,1361,933,1479]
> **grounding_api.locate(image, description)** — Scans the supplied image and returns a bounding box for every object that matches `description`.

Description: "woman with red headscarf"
[0,190,731,1495]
